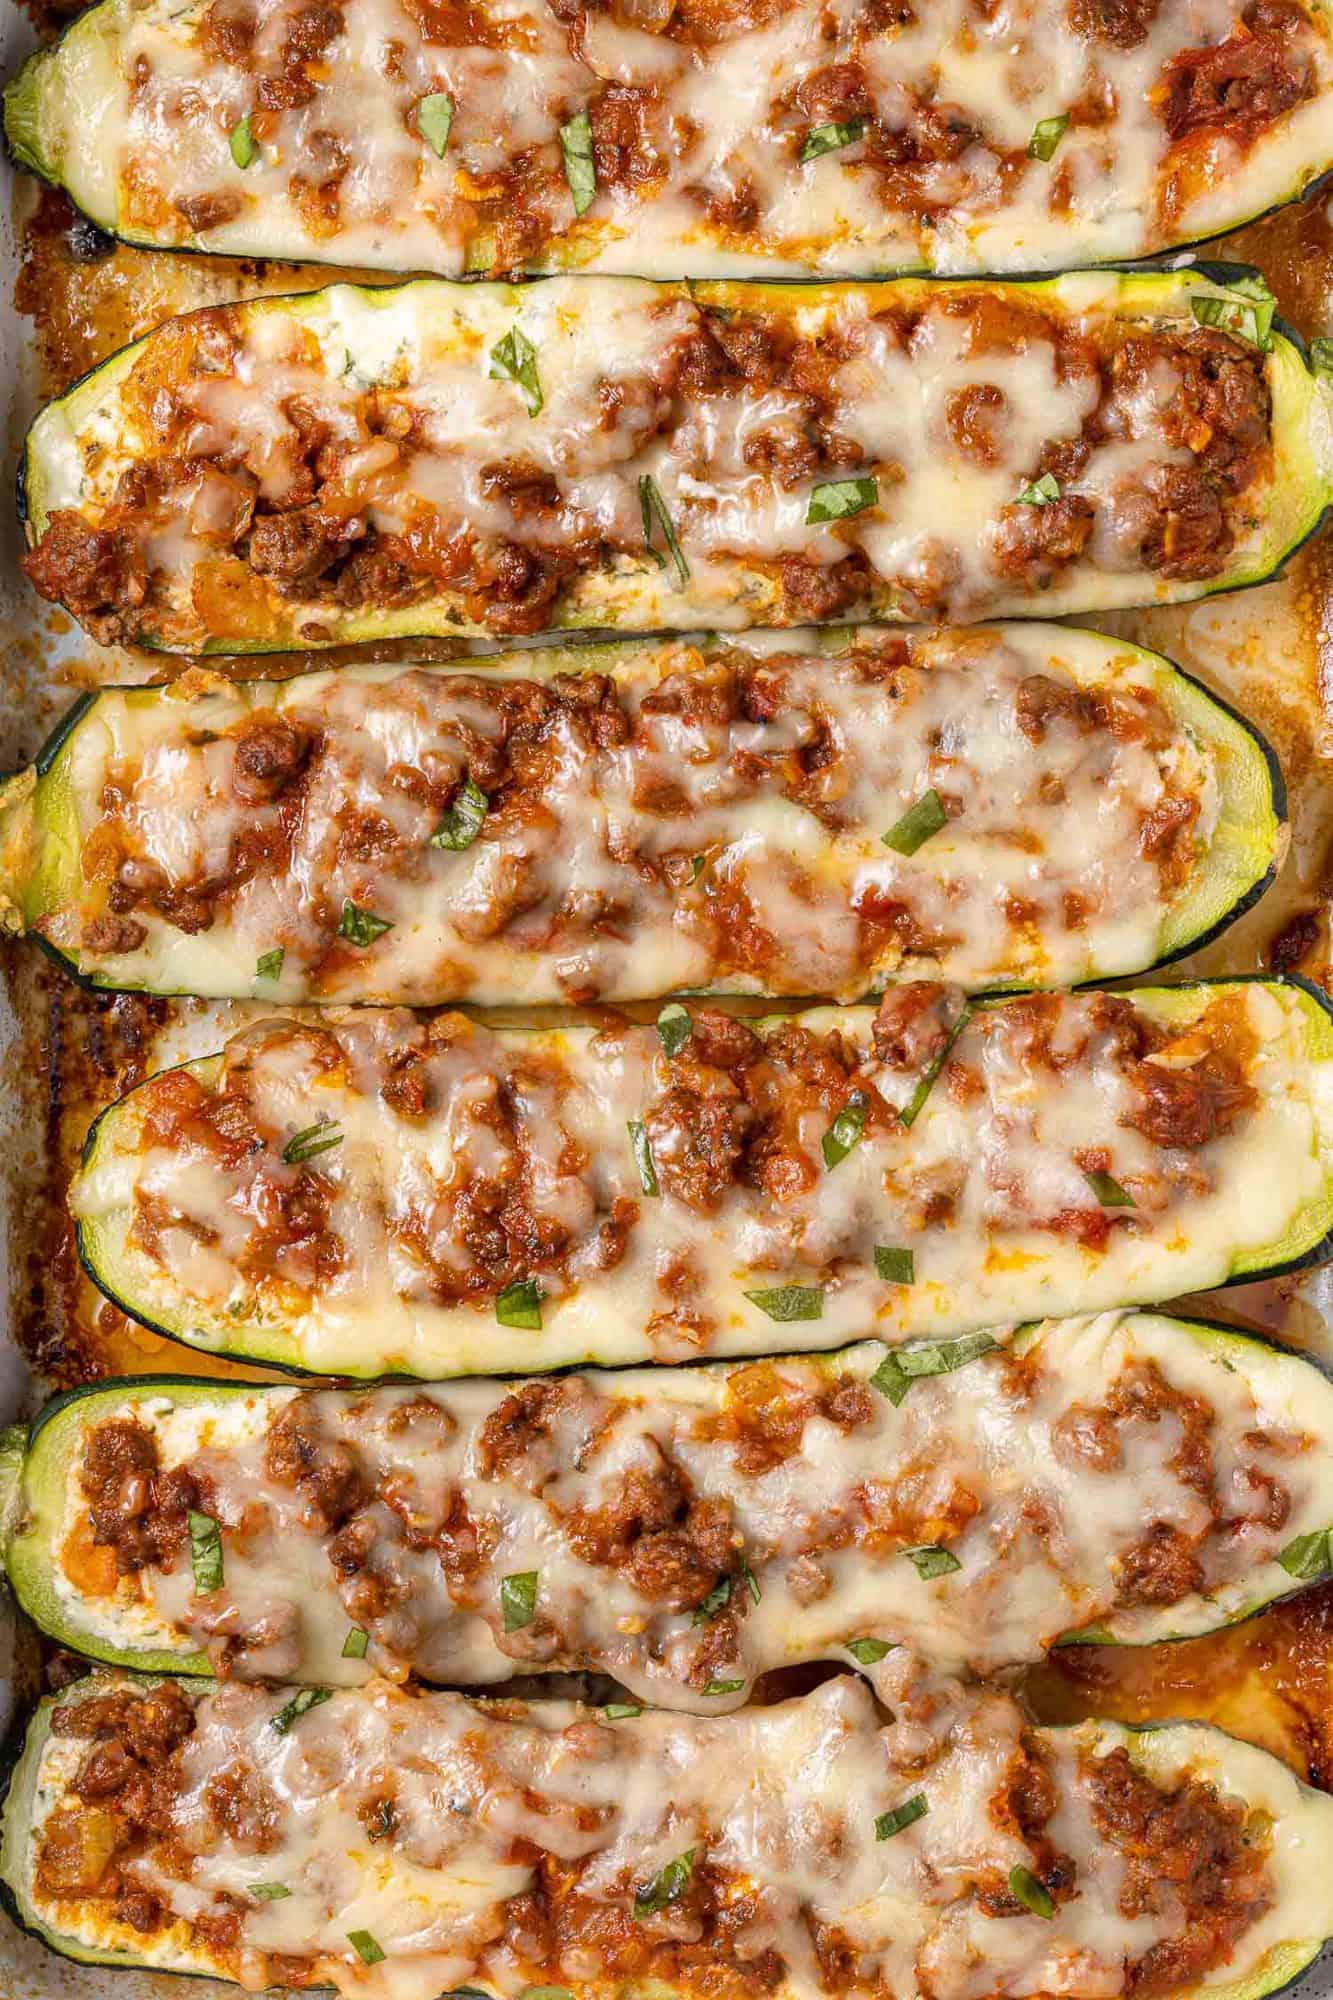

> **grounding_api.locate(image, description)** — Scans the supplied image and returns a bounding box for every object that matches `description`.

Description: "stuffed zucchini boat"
[4,1670,1333,2000]
[0,625,1284,1004]
[69,978,1333,1380]
[20,268,1333,654]
[8,1311,1333,1698]
[5,0,1333,281]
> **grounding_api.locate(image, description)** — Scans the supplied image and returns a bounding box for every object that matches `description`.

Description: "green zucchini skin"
[0,629,1287,1003]
[6,0,1333,280]
[69,976,1333,1382]
[8,1312,1333,1682]
[1,1676,1331,2000]
[19,268,1333,654]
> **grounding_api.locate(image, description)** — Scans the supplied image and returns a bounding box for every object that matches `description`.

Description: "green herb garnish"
[657,1002,692,1057]
[1028,113,1069,161]
[495,1278,543,1329]
[634,1848,696,1919]
[252,1882,291,1900]
[1278,1527,1333,1581]
[342,1626,369,1659]
[417,92,454,156]
[743,1284,824,1322]
[1016,472,1061,506]
[255,947,284,982]
[900,1004,972,1128]
[903,1544,962,1580]
[1009,1865,1055,1919]
[348,1930,387,1966]
[875,1793,928,1839]
[870,1332,997,1407]
[188,1510,224,1593]
[489,327,543,417]
[822,1090,868,1169]
[628,1119,659,1197]
[846,1637,894,1665]
[873,1246,914,1285]
[1084,1170,1135,1208]
[338,900,393,946]
[229,114,258,169]
[693,1576,732,1624]
[560,109,597,215]
[883,788,947,856]
[603,1703,643,1719]
[430,776,489,849]
[807,476,877,524]
[271,1687,333,1735]
[501,1570,539,1632]
[801,119,864,163]
[639,474,690,587]
[702,1678,745,1696]
[281,1120,343,1165]
[1191,280,1275,351]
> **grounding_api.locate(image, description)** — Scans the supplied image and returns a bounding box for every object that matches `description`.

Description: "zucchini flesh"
[20,270,1333,656]
[5,0,1333,278]
[70,978,1333,1380]
[3,1671,1332,2000]
[0,625,1283,1004]
[10,1312,1333,1695]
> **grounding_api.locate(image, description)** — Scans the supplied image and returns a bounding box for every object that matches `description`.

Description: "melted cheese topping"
[21,0,1333,276]
[38,625,1249,1002]
[69,981,1333,1377]
[44,1312,1333,1691]
[25,270,1315,653]
[16,1674,1333,2000]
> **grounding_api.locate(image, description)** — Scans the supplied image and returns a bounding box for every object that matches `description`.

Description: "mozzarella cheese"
[69,981,1333,1378]
[38,1312,1333,1692]
[31,624,1256,1002]
[19,0,1333,276]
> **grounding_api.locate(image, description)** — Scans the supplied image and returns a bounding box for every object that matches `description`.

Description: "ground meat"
[1115,1521,1206,1604]
[230,715,312,804]
[265,1398,364,1528]
[1121,1046,1253,1149]
[80,1418,200,1574]
[1163,5,1315,141]
[991,493,1095,584]
[23,509,147,637]
[1087,1746,1273,1997]
[693,1362,875,1475]
[1069,0,1161,45]
[944,383,1007,466]
[1014,674,1103,744]
[566,1455,740,1612]
[248,506,359,585]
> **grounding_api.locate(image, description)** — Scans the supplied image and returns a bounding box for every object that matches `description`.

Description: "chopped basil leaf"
[252,1882,291,1901]
[807,476,877,525]
[495,1277,543,1329]
[846,1636,894,1665]
[1009,1865,1055,1920]
[1016,472,1061,506]
[1191,288,1274,351]
[744,1283,824,1323]
[742,1559,761,1605]
[1028,113,1069,161]
[229,114,258,169]
[188,1510,224,1594]
[255,947,284,982]
[634,1848,696,1919]
[657,1002,693,1057]
[870,1331,997,1407]
[489,327,543,418]
[801,118,864,163]
[693,1576,732,1624]
[883,788,947,856]
[1278,1527,1333,1581]
[342,1626,369,1659]
[874,1246,914,1286]
[1084,1170,1135,1209]
[281,1120,343,1166]
[501,1569,539,1632]
[904,1544,962,1580]
[628,1119,659,1197]
[875,1793,928,1840]
[900,1004,972,1129]
[430,776,489,849]
[560,109,597,215]
[271,1687,333,1735]
[1311,336,1333,378]
[603,1703,642,1719]
[338,899,393,946]
[639,474,690,587]
[702,1677,746,1695]
[348,1930,387,1966]
[822,1089,868,1169]
[417,92,454,156]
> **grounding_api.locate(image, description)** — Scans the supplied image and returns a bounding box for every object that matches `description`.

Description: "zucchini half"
[70,978,1333,1381]
[5,0,1333,279]
[7,1313,1333,1695]
[0,625,1285,1004]
[19,268,1333,655]
[2,1673,1332,2000]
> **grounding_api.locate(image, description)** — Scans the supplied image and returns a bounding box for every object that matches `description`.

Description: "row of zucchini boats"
[6,0,1333,1995]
